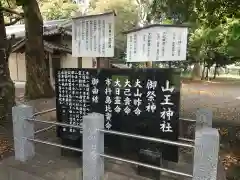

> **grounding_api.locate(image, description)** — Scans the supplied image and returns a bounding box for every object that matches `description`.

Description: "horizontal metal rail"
[31,108,196,122]
[34,125,56,135]
[27,118,195,143]
[179,118,196,122]
[100,153,193,178]
[27,118,194,142]
[26,137,192,178]
[99,129,194,148]
[32,108,56,117]
[27,138,83,152]
[26,118,82,129]
[178,137,194,143]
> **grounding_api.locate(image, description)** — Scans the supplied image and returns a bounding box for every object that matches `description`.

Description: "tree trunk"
[21,0,54,99]
[191,62,201,80]
[213,65,218,79]
[201,61,206,80]
[168,61,172,68]
[0,3,15,123]
[205,67,209,80]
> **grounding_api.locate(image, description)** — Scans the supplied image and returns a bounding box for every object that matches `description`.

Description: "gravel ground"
[180,80,240,125]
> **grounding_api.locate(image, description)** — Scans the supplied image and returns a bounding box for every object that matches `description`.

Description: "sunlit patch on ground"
[181,86,214,96]
[221,151,240,180]
[222,154,240,170]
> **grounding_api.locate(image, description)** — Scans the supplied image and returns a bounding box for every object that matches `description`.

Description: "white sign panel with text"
[72,13,115,57]
[126,26,188,62]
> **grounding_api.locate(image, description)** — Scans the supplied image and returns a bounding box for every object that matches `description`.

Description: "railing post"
[193,127,220,180]
[82,113,104,180]
[12,104,35,162]
[196,108,212,130]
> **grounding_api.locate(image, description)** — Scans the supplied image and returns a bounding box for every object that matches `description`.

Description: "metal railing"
[99,153,193,178]
[32,108,56,117]
[28,115,194,178]
[28,118,82,130]
[99,129,194,148]
[180,118,196,122]
[32,116,196,142]
[31,107,196,143]
[12,105,220,180]
[32,108,57,135]
[97,128,194,178]
[27,137,83,152]
[34,125,56,134]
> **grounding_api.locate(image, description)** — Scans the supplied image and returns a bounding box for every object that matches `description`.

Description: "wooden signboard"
[125,24,189,62]
[72,12,115,57]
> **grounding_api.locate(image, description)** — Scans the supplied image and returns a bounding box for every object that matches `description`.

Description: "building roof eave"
[11,38,71,54]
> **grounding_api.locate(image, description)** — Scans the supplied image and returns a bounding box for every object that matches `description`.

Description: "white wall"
[61,54,78,68]
[60,54,96,68]
[82,57,93,68]
[9,53,17,81]
[60,37,97,69]
[9,52,26,81]
[60,37,80,68]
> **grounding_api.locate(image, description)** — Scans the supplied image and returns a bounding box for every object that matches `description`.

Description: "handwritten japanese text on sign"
[72,12,115,57]
[126,25,188,62]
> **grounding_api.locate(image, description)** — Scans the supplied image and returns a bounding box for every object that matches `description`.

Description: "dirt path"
[181,80,240,125]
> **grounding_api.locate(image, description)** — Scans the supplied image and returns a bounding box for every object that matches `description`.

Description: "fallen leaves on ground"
[0,138,13,160]
[222,154,239,170]
[221,153,240,180]
[218,128,229,136]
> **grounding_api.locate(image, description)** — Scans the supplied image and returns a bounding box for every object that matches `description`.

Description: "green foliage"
[2,0,22,24]
[223,19,240,58]
[90,0,138,32]
[2,0,16,7]
[156,0,239,68]
[15,0,29,6]
[40,0,79,20]
[87,0,240,67]
[188,17,240,67]
[89,0,139,57]
[146,0,200,24]
[14,0,236,68]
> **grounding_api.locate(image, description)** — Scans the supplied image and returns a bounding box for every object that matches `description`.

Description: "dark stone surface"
[55,68,181,163]
[137,149,162,179]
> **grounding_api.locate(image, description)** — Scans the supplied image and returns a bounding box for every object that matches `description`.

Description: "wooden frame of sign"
[123,24,189,63]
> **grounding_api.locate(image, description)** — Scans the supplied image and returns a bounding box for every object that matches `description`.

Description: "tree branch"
[0,7,24,17]
[6,0,11,8]
[135,0,141,5]
[5,17,23,26]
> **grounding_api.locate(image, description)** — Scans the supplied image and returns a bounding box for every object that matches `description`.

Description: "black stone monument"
[55,68,181,177]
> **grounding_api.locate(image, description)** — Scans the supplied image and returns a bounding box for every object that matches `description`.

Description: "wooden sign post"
[58,11,116,154]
